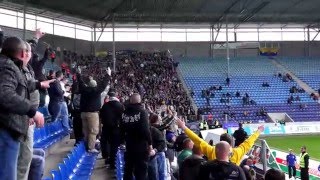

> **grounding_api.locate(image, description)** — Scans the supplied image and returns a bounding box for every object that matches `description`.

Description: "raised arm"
[176,118,216,160]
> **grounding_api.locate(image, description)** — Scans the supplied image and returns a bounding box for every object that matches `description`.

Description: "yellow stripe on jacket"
[184,127,261,165]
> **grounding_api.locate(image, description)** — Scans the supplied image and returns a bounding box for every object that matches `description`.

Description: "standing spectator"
[198,141,246,180]
[179,146,206,180]
[28,29,48,107]
[47,71,70,130]
[78,68,111,153]
[177,138,194,168]
[70,78,83,145]
[226,77,230,86]
[233,123,248,147]
[0,37,45,180]
[17,42,53,180]
[121,93,153,180]
[286,149,296,179]
[148,114,167,180]
[299,146,309,180]
[100,88,124,168]
[264,168,285,180]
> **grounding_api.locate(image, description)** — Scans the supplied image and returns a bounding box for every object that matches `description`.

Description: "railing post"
[261,139,268,173]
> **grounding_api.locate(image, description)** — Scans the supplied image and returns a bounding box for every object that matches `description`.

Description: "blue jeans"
[148,156,159,180]
[49,101,70,130]
[28,149,45,180]
[157,152,167,180]
[60,102,70,130]
[48,101,61,122]
[0,129,20,180]
[148,152,167,180]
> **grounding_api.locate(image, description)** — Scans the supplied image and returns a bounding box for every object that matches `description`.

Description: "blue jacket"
[286,154,296,167]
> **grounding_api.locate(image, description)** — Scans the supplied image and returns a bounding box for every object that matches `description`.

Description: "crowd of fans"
[0,27,310,180]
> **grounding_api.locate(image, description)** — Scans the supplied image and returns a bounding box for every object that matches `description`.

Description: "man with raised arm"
[176,118,264,165]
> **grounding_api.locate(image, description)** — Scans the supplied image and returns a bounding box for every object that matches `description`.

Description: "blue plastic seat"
[51,170,61,180]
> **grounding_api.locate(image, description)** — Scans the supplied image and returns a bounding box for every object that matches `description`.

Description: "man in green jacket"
[177,138,194,168]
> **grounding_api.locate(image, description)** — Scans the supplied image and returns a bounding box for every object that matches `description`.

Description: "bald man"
[121,93,152,180]
[198,141,246,180]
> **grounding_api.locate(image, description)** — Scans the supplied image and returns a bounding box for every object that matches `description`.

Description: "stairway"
[271,59,316,95]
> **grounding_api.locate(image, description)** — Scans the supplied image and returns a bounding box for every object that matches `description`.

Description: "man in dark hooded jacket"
[179,146,206,180]
[121,93,153,180]
[100,88,124,168]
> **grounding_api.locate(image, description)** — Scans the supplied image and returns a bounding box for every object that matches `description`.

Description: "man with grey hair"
[17,41,54,180]
[121,93,153,180]
[198,141,246,180]
[77,68,111,153]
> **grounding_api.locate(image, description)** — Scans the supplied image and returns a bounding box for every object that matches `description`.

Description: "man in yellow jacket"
[176,119,264,165]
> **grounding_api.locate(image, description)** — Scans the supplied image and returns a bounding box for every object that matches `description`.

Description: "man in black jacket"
[233,123,248,147]
[121,93,153,180]
[198,141,246,180]
[70,78,83,145]
[100,88,124,168]
[0,37,45,180]
[78,68,111,153]
[28,40,49,107]
[148,113,167,180]
[300,146,310,180]
[48,70,70,130]
[180,146,206,180]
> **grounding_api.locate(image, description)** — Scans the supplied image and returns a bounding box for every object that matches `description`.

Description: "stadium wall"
[1,26,92,54]
[96,41,320,57]
[3,26,320,57]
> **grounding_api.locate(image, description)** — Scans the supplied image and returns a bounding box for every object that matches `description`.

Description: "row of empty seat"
[34,120,69,150]
[277,57,320,91]
[46,142,97,180]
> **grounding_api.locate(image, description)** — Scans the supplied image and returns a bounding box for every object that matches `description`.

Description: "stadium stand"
[179,57,320,123]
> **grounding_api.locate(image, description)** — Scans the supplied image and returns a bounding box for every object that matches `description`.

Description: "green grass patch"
[263,135,320,161]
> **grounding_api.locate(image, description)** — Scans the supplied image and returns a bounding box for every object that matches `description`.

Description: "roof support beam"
[312,31,320,41]
[240,1,269,22]
[216,0,239,22]
[234,1,269,29]
[99,0,128,22]
[36,10,47,15]
[96,19,109,42]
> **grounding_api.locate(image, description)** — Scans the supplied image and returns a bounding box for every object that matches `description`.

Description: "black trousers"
[124,151,149,180]
[101,129,121,167]
[72,110,83,144]
[288,166,296,178]
[100,133,109,160]
[300,168,309,180]
[39,89,47,107]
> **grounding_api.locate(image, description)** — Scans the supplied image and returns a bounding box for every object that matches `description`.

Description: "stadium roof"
[2,0,320,28]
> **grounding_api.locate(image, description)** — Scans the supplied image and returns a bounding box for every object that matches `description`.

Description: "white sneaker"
[88,149,99,154]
